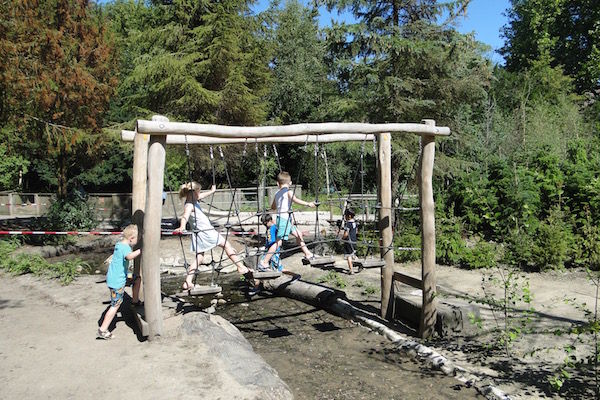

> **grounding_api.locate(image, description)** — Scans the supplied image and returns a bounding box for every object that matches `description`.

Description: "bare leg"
[260,241,280,268]
[292,230,313,258]
[220,240,250,275]
[183,252,204,289]
[100,304,120,332]
[347,257,354,274]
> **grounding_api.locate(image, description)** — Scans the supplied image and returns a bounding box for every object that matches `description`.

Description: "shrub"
[45,189,96,230]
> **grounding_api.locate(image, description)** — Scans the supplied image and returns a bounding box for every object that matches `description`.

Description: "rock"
[210,299,218,305]
[217,299,227,305]
[204,306,216,314]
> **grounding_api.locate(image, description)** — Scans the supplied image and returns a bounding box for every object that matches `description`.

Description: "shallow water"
[163,273,484,400]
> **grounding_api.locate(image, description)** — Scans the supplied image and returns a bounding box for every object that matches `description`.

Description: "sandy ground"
[0,269,291,400]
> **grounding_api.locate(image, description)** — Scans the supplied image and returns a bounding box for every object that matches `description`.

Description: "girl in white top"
[260,171,314,269]
[174,181,250,291]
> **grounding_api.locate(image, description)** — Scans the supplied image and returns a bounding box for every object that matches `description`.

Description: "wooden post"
[323,150,333,221]
[418,119,437,338]
[142,113,168,339]
[377,133,394,320]
[131,129,149,299]
[34,194,40,217]
[8,193,14,217]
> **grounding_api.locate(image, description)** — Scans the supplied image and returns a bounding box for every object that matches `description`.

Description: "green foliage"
[318,271,347,288]
[532,207,573,270]
[549,270,600,394]
[45,190,96,231]
[436,211,467,266]
[470,265,536,356]
[0,137,29,191]
[501,0,600,93]
[0,239,84,285]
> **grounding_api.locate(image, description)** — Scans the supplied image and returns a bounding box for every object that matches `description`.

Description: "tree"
[107,0,271,125]
[0,0,118,196]
[500,0,600,94]
[267,0,330,124]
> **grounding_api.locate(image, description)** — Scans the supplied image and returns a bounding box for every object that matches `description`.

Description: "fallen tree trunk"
[261,276,511,400]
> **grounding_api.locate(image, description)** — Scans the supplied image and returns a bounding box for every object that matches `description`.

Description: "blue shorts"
[109,286,125,307]
[276,216,297,240]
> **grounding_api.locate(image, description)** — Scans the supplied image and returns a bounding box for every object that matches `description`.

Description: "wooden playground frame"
[123,116,450,340]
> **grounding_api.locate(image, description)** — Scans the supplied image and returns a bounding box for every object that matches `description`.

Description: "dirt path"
[0,272,291,400]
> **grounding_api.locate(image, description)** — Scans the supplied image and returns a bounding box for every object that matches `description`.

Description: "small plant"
[318,271,347,289]
[549,268,600,397]
[468,264,536,357]
[362,285,377,296]
[0,239,84,285]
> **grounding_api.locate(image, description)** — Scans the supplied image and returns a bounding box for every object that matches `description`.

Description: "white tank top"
[274,187,291,214]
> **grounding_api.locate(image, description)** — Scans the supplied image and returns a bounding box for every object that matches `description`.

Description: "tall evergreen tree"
[108,0,271,125]
[267,0,329,124]
[0,0,118,196]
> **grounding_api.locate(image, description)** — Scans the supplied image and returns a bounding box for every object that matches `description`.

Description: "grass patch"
[318,271,347,289]
[0,239,86,285]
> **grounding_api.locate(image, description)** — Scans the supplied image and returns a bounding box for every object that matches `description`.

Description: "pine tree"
[0,0,118,196]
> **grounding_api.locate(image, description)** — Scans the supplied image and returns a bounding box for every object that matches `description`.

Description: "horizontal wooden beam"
[135,120,450,138]
[393,272,423,290]
[121,130,376,144]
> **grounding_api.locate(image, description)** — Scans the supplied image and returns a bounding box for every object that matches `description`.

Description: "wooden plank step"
[253,270,282,279]
[303,257,336,266]
[355,259,386,268]
[175,285,222,296]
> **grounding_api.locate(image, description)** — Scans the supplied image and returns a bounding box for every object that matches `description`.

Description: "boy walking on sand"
[97,224,142,339]
[260,171,314,268]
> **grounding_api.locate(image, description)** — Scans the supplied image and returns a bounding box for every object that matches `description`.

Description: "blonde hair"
[122,224,138,240]
[178,181,201,199]
[277,171,291,185]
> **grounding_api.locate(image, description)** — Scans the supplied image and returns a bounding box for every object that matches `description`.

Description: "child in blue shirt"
[97,224,142,339]
[259,214,282,271]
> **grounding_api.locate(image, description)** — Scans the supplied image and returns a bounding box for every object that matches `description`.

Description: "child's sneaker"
[97,328,113,340]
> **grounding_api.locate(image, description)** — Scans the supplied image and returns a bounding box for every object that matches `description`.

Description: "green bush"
[45,190,96,230]
[461,240,498,269]
[436,212,468,266]
[532,208,574,270]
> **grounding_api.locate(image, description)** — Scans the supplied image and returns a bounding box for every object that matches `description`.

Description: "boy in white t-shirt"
[260,171,314,268]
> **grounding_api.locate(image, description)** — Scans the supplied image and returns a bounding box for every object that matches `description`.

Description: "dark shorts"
[344,242,356,258]
[109,286,125,307]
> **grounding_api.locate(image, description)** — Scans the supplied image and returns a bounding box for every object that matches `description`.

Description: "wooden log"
[122,130,376,144]
[131,125,149,299]
[418,120,437,339]
[378,133,394,320]
[261,276,346,309]
[142,133,167,339]
[135,121,451,138]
